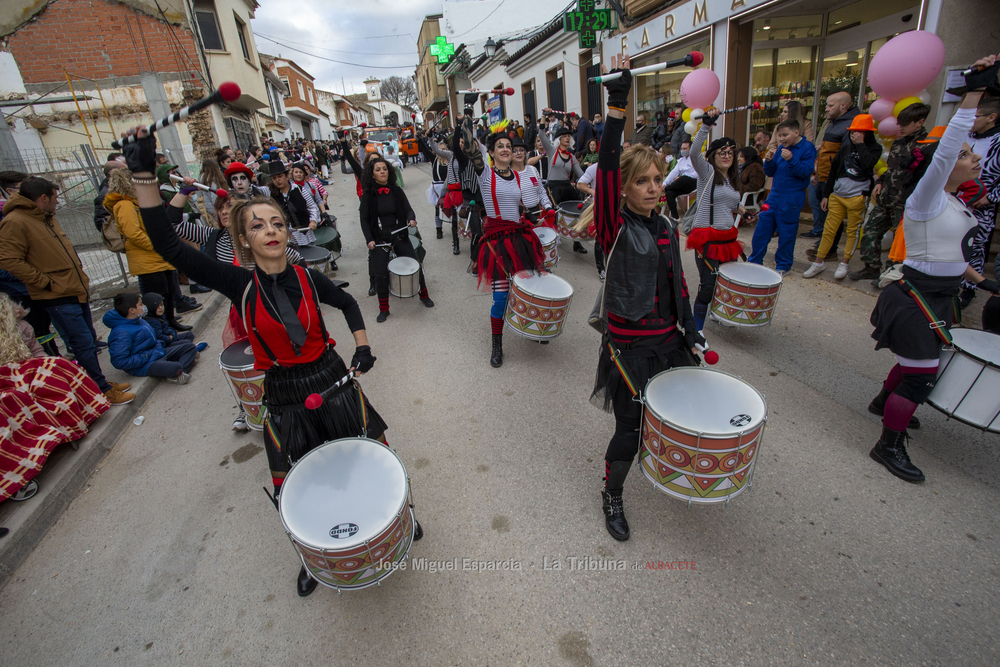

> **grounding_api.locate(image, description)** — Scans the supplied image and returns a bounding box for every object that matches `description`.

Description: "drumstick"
[457,88,515,95]
[589,52,704,84]
[112,82,241,149]
[304,370,355,410]
[690,102,761,120]
[694,343,719,365]
[170,173,228,198]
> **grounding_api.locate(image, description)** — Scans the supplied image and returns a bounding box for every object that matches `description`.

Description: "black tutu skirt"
[871,266,961,360]
[591,334,696,422]
[263,346,387,470]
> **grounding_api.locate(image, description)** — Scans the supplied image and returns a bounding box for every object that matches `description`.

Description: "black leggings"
[370,237,427,300]
[605,417,642,464]
[694,254,720,307]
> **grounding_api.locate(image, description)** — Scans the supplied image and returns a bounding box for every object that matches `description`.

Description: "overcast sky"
[250,0,444,96]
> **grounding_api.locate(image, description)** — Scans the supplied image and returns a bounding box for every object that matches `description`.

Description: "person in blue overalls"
[747,119,817,274]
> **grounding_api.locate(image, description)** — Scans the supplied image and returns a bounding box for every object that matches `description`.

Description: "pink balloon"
[878,116,900,138]
[867,31,945,101]
[680,69,720,110]
[869,98,897,123]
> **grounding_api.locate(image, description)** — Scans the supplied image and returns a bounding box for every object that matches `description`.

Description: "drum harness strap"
[898,278,954,346]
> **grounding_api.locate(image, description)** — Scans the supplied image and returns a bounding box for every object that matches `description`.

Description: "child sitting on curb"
[140,292,208,352]
[102,292,198,384]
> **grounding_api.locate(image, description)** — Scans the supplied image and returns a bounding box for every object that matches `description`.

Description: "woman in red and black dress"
[591,56,704,541]
[119,127,421,598]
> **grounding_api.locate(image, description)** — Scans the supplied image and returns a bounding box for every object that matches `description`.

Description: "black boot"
[867,388,920,429]
[870,426,925,482]
[601,460,631,541]
[297,566,318,597]
[168,319,193,332]
[453,240,461,255]
[368,279,376,297]
[436,227,444,239]
[413,520,423,541]
[490,333,503,368]
[573,241,588,254]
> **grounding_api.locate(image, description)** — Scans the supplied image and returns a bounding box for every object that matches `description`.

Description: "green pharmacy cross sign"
[563,0,617,49]
[430,36,456,64]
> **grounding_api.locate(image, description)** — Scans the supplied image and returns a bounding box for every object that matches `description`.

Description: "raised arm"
[457,107,486,175]
[906,107,976,220]
[594,56,633,253]
[539,129,555,157]
[689,122,713,180]
[340,133,363,176]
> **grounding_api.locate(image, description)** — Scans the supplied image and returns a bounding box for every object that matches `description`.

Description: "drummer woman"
[867,54,1000,483]
[539,124,588,254]
[166,188,301,432]
[360,155,434,322]
[591,55,703,541]
[685,110,747,333]
[454,103,546,367]
[419,131,462,254]
[119,127,420,598]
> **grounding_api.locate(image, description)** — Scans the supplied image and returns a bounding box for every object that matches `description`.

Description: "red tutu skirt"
[440,184,464,215]
[686,226,744,262]
[476,217,545,288]
[0,357,109,501]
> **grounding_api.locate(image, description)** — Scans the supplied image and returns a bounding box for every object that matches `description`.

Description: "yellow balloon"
[875,159,887,177]
[682,108,693,122]
[893,96,922,118]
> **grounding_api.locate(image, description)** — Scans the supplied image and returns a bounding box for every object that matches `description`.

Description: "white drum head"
[534,227,557,244]
[388,257,420,276]
[950,328,1000,365]
[220,341,255,369]
[280,438,408,550]
[512,270,574,299]
[718,262,782,286]
[645,368,766,436]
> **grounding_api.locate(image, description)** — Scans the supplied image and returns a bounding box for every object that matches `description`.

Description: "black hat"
[707,137,737,153]
[268,161,289,176]
[511,135,526,148]
[553,126,573,139]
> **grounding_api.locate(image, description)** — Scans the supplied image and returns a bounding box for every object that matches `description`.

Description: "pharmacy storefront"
[613,0,942,144]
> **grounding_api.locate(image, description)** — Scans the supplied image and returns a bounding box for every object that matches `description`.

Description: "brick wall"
[8,0,200,84]
[277,66,319,115]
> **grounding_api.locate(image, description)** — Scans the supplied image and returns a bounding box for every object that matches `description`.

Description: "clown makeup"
[239,204,289,266]
[230,172,251,194]
[512,146,526,169]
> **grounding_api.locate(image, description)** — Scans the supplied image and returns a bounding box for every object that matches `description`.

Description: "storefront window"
[634,37,711,117]
[828,0,919,36]
[817,50,864,127]
[750,46,818,137]
[753,15,822,42]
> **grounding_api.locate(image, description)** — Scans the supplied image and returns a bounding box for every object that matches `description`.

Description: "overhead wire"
[254,34,417,69]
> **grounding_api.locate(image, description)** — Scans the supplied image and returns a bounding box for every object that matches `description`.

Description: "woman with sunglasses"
[684,110,747,333]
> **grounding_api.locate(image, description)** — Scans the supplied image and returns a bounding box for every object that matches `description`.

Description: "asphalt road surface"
[2,160,998,666]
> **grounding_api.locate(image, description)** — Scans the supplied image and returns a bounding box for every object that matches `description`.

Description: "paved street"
[2,162,999,666]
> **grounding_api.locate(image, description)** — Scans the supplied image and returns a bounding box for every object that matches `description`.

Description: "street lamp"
[484,37,497,59]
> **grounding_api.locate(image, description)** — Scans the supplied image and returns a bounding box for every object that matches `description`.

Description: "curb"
[0,291,226,589]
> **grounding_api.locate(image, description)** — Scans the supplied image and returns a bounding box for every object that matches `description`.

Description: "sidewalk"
[0,290,225,587]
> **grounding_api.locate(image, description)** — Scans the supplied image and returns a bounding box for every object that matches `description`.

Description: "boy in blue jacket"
[102,292,197,384]
[748,119,818,274]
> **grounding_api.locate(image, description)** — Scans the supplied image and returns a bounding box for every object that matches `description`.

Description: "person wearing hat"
[851,103,931,282]
[540,124,588,254]
[155,163,183,206]
[266,160,317,246]
[509,134,553,224]
[803,113,882,280]
[685,110,748,333]
[225,161,266,199]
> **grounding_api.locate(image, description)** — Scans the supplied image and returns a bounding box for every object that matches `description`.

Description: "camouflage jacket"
[876,126,930,209]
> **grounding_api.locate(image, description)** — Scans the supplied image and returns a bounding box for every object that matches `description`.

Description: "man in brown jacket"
[0,177,134,405]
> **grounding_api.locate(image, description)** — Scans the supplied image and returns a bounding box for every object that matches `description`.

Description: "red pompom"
[704,350,719,365]
[411,113,416,119]
[760,203,770,211]
[217,82,241,102]
[752,102,761,110]
[360,122,368,128]
[577,203,584,210]
[442,111,448,117]
[304,393,323,410]
[689,52,705,67]
[215,188,228,198]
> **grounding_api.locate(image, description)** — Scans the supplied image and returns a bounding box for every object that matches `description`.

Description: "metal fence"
[8,144,131,296]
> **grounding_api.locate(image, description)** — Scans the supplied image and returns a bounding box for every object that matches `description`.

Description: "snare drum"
[313,226,341,261]
[928,328,1000,431]
[388,257,421,298]
[555,200,595,241]
[219,341,267,430]
[533,226,559,269]
[280,437,415,591]
[298,245,331,275]
[504,271,574,341]
[639,367,767,504]
[710,262,783,327]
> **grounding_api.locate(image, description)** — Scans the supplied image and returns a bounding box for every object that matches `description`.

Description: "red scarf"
[552,149,574,167]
